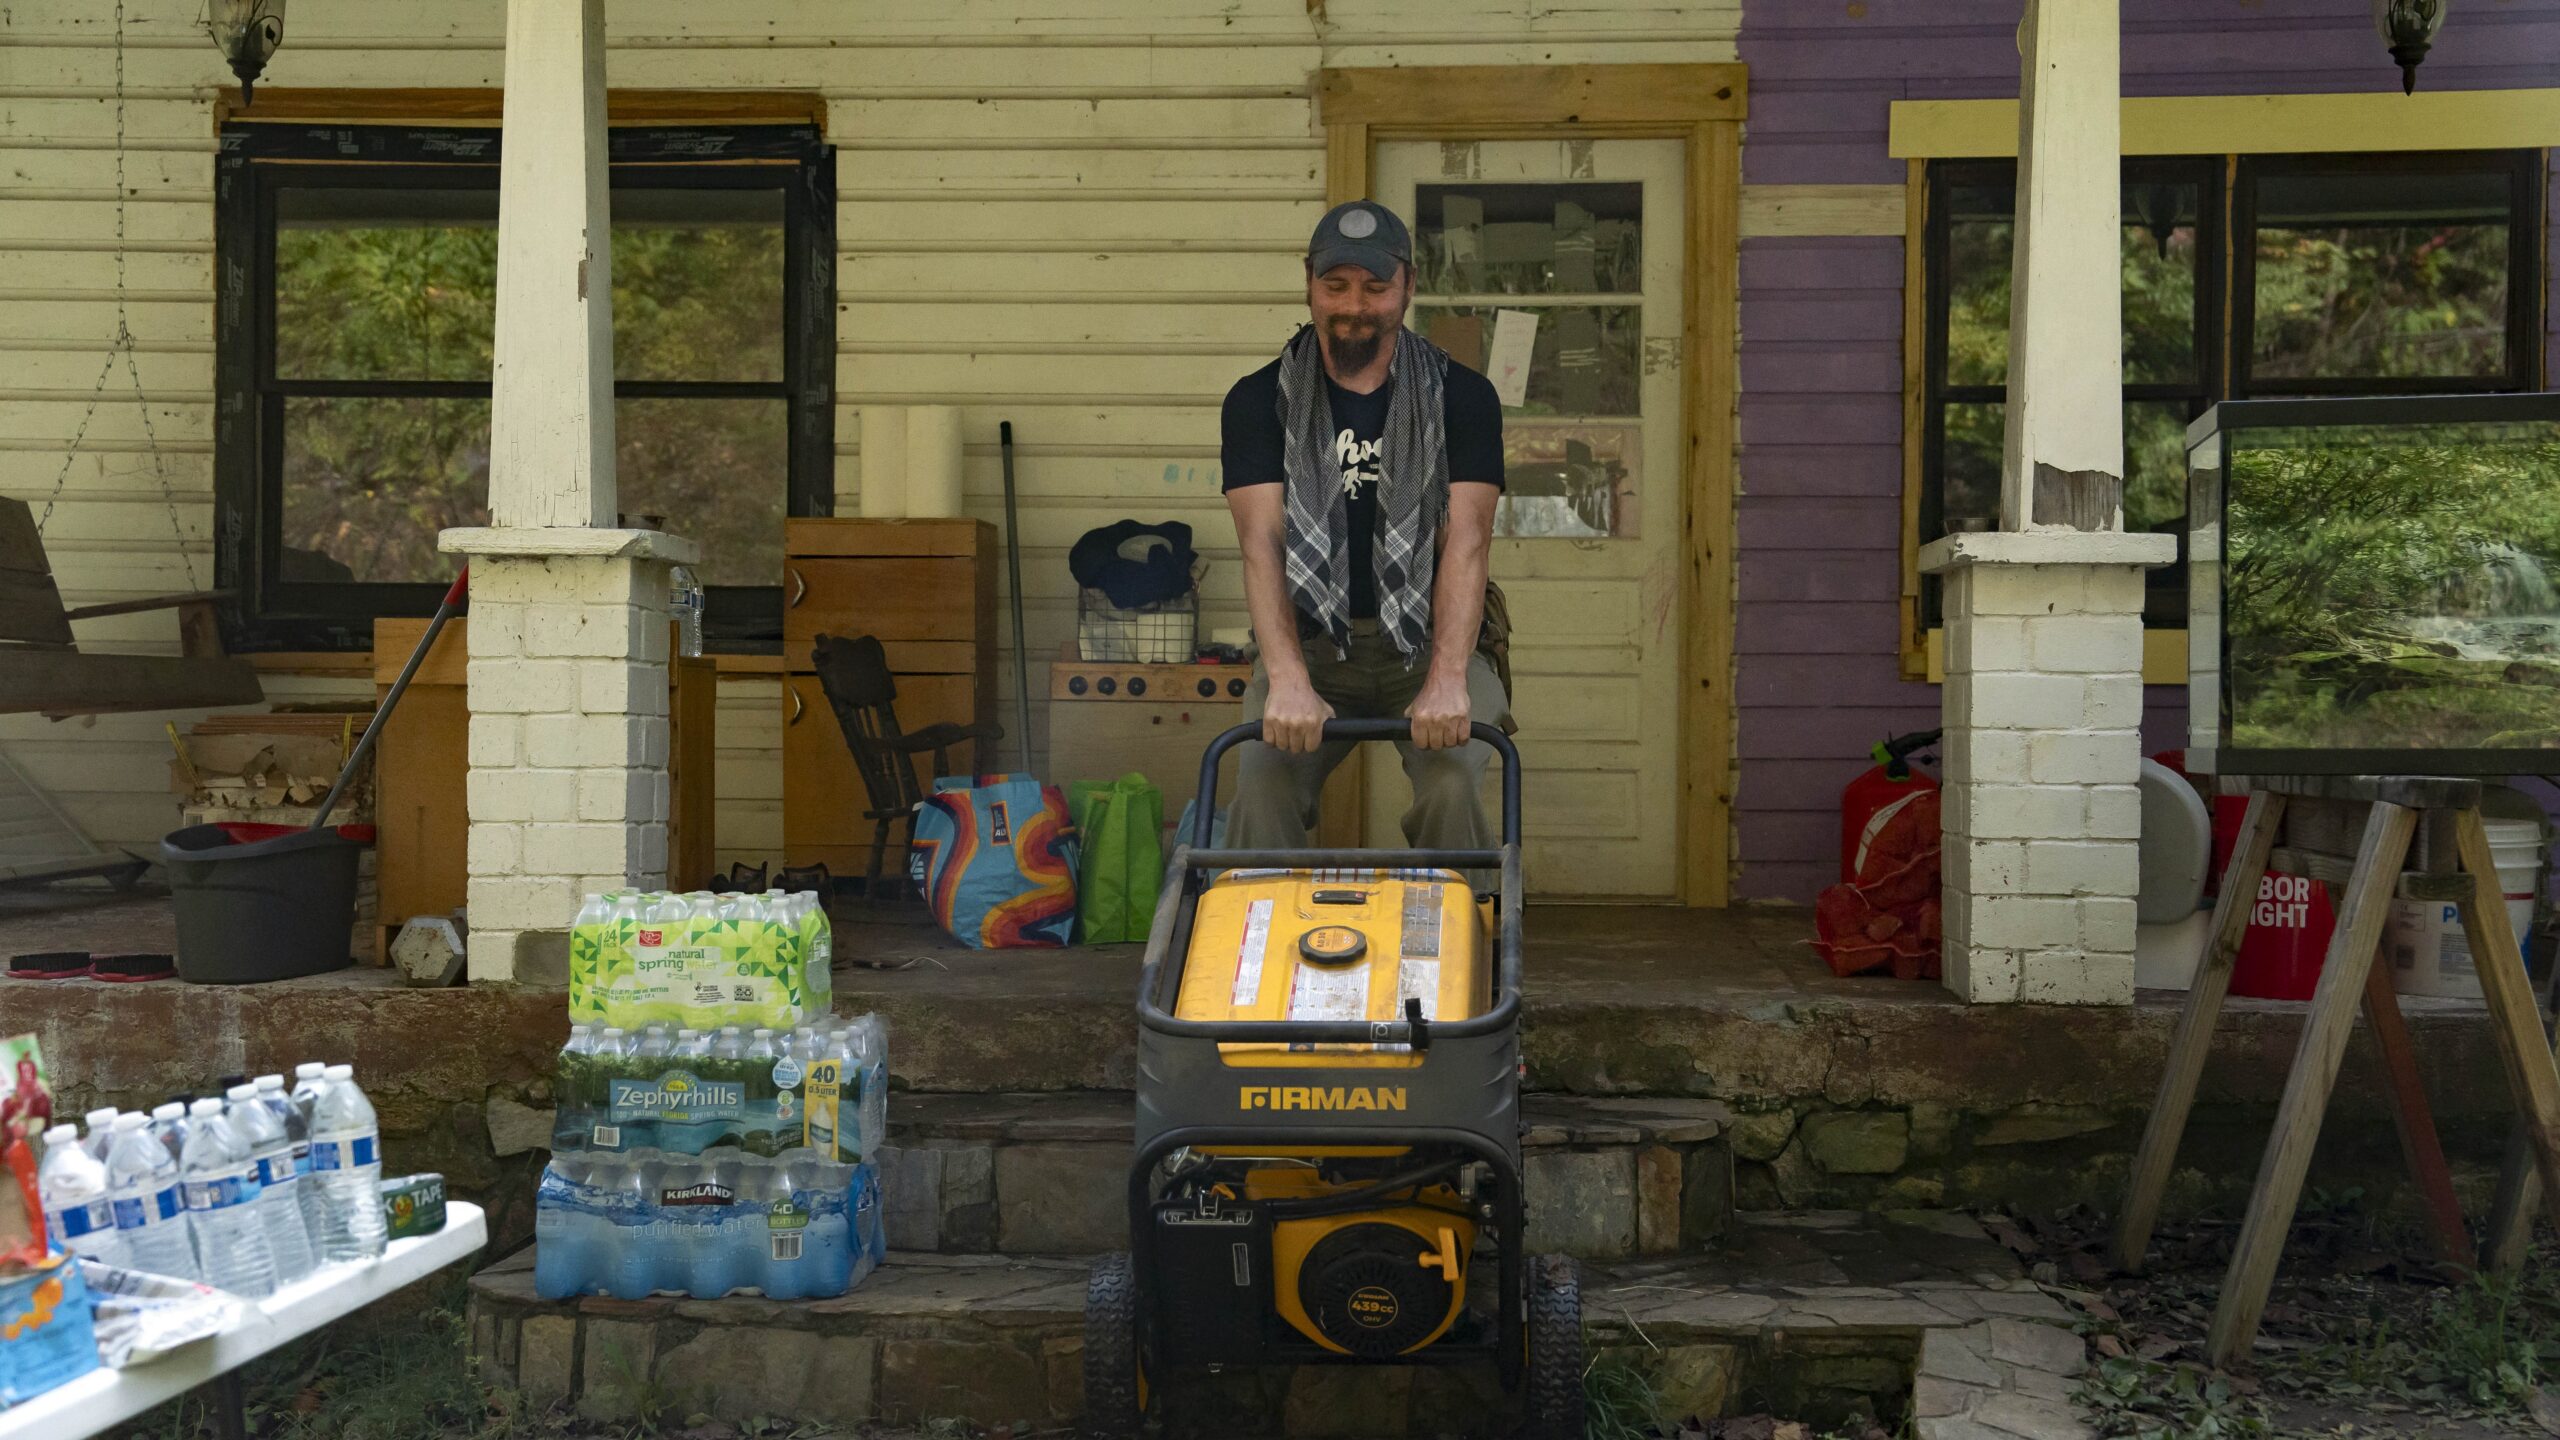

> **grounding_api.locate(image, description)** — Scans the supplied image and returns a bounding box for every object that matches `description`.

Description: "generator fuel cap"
[1298,925,1367,965]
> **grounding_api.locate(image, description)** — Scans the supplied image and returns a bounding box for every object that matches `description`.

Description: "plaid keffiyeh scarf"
[1274,323,1450,665]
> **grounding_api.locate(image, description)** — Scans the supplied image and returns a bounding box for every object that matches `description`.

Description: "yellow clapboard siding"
[0,303,218,343]
[0,199,214,245]
[0,402,211,445]
[839,197,1323,244]
[0,95,212,140]
[0,249,211,290]
[839,303,1301,347]
[6,349,211,391]
[829,405,1220,450]
[839,147,1321,189]
[836,351,1255,400]
[839,250,1300,293]
[0,149,212,191]
[826,98,1316,142]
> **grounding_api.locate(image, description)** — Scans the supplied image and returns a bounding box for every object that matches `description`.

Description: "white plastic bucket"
[2387,873,2536,1002]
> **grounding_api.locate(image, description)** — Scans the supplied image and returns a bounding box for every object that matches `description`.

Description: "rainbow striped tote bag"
[908,773,1080,948]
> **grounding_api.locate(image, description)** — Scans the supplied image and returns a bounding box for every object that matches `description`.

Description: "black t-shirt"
[1221,356,1505,619]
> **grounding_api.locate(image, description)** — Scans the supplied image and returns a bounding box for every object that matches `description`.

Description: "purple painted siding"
[1732,1,2560,903]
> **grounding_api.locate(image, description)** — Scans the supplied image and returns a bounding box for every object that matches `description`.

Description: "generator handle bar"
[1134,838,1524,1044]
[1192,720,1522,850]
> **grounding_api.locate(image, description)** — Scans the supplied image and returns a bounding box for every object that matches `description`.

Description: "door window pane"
[1499,422,1638,539]
[611,188,786,384]
[1412,182,1642,295]
[274,187,497,382]
[2250,165,2513,382]
[1416,303,1641,417]
[279,397,491,582]
[614,398,788,588]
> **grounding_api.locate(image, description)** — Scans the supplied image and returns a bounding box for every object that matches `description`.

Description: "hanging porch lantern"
[2373,0,2447,95]
[202,0,287,103]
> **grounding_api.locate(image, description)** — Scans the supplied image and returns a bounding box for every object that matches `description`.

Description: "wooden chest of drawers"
[780,518,998,880]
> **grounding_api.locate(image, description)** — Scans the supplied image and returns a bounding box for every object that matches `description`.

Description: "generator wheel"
[1083,1252,1144,1438]
[1521,1253,1585,1440]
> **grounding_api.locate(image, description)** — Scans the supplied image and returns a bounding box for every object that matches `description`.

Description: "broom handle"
[310,567,468,832]
[1000,421,1035,772]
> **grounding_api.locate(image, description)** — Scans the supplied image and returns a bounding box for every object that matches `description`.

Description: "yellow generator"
[1083,720,1582,1439]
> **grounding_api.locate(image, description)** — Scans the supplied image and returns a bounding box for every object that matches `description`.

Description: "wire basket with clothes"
[1070,520,1204,664]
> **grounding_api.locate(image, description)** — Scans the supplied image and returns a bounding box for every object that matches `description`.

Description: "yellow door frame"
[1315,63,1747,907]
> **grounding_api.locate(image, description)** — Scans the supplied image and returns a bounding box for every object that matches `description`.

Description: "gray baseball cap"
[1307,199,1412,282]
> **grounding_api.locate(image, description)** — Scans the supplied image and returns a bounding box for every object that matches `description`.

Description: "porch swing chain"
[35,0,202,596]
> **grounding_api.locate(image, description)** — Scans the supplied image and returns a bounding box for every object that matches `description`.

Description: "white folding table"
[1,1200,487,1440]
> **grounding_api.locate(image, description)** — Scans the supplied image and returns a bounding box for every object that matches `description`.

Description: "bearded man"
[1218,199,1510,872]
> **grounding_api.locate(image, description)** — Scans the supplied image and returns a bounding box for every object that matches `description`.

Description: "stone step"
[466,1211,2090,1437]
[877,1090,1734,1261]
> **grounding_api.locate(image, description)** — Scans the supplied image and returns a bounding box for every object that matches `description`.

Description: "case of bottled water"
[568,887,831,1033]
[534,1012,889,1301]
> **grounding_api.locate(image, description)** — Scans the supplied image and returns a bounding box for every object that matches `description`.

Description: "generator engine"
[1148,1156,1479,1363]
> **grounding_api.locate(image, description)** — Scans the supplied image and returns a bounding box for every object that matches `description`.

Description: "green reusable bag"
[1066,773,1165,944]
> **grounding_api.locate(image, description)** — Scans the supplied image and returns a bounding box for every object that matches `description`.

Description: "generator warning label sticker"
[1400,886,1441,960]
[1289,958,1370,1023]
[1233,899,1274,1008]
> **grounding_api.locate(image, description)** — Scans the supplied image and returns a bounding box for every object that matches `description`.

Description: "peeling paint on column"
[1567,139,1597,179]
[1439,141,1478,179]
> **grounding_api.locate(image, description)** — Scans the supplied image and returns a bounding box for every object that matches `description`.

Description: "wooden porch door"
[1372,138,1690,899]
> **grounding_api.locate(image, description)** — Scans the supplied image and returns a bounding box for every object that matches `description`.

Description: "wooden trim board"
[1891,88,2560,159]
[217,87,826,130]
[1318,64,1746,128]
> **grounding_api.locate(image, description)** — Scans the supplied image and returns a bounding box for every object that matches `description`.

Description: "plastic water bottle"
[148,1101,189,1167]
[670,562,705,659]
[590,1027,633,1153]
[228,1083,316,1285]
[607,1155,661,1299]
[105,1113,195,1280]
[290,1063,329,1130]
[39,1124,125,1267]
[797,890,834,1021]
[536,1155,607,1300]
[181,1097,276,1298]
[554,1025,596,1154]
[80,1109,119,1163]
[310,1065,386,1262]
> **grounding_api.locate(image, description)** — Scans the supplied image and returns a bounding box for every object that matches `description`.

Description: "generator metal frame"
[1128,718,1530,1383]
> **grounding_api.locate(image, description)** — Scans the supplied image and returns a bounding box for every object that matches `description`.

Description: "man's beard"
[1321,314,1399,372]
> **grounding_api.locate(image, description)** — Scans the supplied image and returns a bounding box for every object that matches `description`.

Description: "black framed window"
[1917,147,2545,636]
[215,123,836,652]
[2235,150,2542,396]
[1921,156,2221,629]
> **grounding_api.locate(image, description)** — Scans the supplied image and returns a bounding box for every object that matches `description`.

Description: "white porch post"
[1919,0,2174,1006]
[438,0,694,984]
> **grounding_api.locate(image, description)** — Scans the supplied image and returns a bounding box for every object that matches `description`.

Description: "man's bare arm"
[1406,481,1497,750]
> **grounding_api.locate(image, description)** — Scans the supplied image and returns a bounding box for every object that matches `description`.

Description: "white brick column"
[1922,0,2173,1005]
[1924,532,2172,1005]
[435,531,694,983]
[430,0,689,985]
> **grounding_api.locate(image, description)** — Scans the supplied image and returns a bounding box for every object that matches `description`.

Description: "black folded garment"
[91,952,176,983]
[1069,520,1197,609]
[7,951,89,980]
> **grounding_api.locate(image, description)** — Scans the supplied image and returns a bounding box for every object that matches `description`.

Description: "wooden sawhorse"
[2111,774,2560,1369]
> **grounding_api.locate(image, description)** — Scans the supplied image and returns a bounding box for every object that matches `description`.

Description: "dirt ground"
[1976,1202,2560,1440]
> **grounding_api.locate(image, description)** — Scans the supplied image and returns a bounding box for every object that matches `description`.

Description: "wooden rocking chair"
[0,497,262,719]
